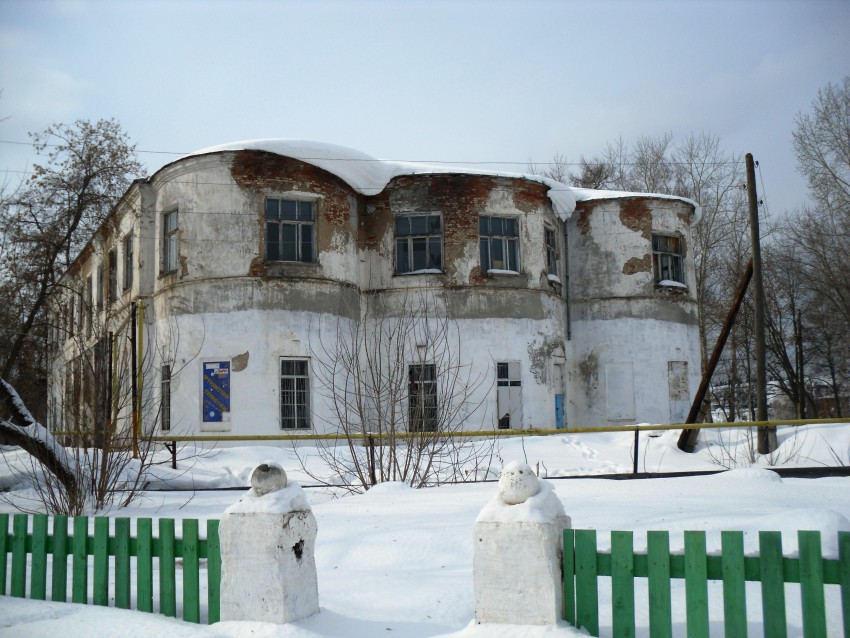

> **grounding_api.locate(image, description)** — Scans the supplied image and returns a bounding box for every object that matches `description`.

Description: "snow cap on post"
[250,461,288,496]
[498,461,540,505]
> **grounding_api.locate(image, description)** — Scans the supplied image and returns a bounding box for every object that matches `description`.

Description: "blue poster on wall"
[203,361,230,422]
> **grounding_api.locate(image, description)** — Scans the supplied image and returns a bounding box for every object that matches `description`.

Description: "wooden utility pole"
[678,260,753,452]
[746,154,776,454]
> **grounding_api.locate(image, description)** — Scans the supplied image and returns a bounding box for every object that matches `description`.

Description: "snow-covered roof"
[184,139,698,222]
[187,139,583,219]
[571,186,700,221]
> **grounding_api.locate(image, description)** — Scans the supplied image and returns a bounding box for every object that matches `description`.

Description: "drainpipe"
[563,221,571,341]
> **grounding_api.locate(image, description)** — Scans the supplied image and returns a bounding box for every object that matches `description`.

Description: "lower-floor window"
[496,361,522,429]
[408,363,438,432]
[161,364,171,431]
[280,358,311,429]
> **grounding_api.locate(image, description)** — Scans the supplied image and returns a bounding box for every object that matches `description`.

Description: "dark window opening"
[266,198,315,263]
[480,215,519,272]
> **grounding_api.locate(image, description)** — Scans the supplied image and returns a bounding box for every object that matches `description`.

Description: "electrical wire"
[0,138,748,172]
[756,161,771,223]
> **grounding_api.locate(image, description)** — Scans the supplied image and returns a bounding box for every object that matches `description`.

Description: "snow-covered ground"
[1,423,849,637]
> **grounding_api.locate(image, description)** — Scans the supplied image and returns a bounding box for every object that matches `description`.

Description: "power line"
[0,138,748,169]
[755,161,771,223]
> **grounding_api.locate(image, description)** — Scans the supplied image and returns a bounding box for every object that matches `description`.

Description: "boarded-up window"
[668,361,689,424]
[606,362,635,421]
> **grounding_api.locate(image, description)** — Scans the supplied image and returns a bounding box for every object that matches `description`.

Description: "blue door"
[555,394,565,429]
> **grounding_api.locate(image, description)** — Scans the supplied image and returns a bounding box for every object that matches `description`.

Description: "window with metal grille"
[265,198,315,263]
[408,363,438,432]
[479,215,519,272]
[162,209,178,273]
[395,213,443,274]
[497,362,522,387]
[161,364,171,431]
[280,359,311,429]
[652,233,684,284]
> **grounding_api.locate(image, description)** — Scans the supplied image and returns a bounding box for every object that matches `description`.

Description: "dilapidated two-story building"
[47,140,701,442]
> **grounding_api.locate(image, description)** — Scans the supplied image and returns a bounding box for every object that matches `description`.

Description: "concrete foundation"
[473,462,571,625]
[219,465,319,623]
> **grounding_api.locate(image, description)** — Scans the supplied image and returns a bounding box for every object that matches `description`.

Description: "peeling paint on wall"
[577,350,600,400]
[526,332,563,384]
[232,351,249,372]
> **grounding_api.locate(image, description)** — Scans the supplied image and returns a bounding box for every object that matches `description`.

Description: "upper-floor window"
[85,275,93,337]
[652,233,684,284]
[395,213,442,274]
[96,264,104,310]
[265,198,315,263]
[545,227,558,275]
[68,295,75,338]
[123,235,134,291]
[479,215,519,273]
[162,209,178,273]
[107,249,117,304]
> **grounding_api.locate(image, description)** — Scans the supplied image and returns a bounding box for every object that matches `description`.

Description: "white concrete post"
[219,462,319,623]
[473,461,571,625]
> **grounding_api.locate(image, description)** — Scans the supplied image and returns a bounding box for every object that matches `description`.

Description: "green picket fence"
[0,513,221,624]
[564,529,850,638]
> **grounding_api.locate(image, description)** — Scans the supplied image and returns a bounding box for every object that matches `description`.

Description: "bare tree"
[0,119,143,419]
[527,152,571,183]
[570,156,613,189]
[673,132,748,374]
[790,76,850,327]
[301,286,494,492]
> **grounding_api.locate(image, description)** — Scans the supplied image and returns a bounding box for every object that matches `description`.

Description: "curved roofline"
[151,139,699,222]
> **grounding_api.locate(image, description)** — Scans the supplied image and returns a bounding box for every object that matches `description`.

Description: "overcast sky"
[1,0,848,214]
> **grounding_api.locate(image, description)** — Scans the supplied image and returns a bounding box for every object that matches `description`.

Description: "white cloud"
[0,26,87,134]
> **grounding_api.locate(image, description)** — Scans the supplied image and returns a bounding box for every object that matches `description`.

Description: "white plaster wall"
[567,316,702,427]
[151,297,568,437]
[151,306,352,437]
[151,157,258,282]
[149,155,361,288]
[570,199,697,300]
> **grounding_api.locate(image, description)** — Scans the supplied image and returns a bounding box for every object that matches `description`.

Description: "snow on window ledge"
[547,273,562,284]
[487,269,520,276]
[657,279,688,289]
[398,268,443,276]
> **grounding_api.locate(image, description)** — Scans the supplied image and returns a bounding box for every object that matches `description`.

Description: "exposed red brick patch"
[623,254,651,275]
[469,265,488,285]
[248,257,266,277]
[510,180,549,213]
[619,199,652,240]
[576,208,591,235]
[230,150,360,272]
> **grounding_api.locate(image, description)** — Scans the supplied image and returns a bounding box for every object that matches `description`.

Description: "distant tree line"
[530,76,849,421]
